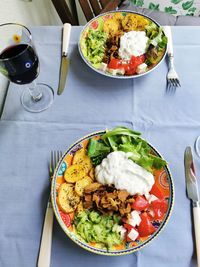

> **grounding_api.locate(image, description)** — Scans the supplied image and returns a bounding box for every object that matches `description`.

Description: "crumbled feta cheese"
[129,210,141,227]
[107,68,125,75]
[136,63,147,74]
[127,228,139,241]
[118,225,127,239]
[99,62,107,72]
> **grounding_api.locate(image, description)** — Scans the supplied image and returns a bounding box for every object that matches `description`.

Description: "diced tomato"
[132,195,149,211]
[130,55,145,68]
[151,198,168,220]
[125,65,136,75]
[150,183,164,199]
[60,211,71,227]
[123,223,134,232]
[108,58,123,69]
[121,62,130,72]
[108,55,145,75]
[147,208,155,220]
[138,213,156,237]
[124,55,145,75]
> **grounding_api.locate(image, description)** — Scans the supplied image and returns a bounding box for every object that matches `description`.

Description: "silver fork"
[37,151,62,267]
[164,26,181,92]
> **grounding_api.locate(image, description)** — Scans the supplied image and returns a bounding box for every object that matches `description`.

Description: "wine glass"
[0,23,54,112]
[195,136,200,158]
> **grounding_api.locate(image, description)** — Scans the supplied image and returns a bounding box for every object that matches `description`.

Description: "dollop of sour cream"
[119,31,149,60]
[95,151,154,196]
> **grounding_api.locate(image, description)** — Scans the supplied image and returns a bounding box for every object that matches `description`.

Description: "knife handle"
[164,26,173,57]
[37,201,54,267]
[62,23,71,56]
[193,205,200,267]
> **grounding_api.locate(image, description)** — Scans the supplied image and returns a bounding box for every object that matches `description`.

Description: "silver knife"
[57,23,71,95]
[184,146,200,267]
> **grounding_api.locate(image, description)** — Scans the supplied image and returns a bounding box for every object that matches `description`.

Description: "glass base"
[21,83,54,112]
[195,136,200,158]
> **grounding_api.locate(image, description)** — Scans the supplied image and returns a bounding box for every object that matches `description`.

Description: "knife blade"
[57,23,71,95]
[185,146,199,202]
[184,146,200,267]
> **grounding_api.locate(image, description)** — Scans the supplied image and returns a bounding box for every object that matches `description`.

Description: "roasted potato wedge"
[64,164,86,183]
[72,148,93,173]
[58,183,80,213]
[75,176,93,196]
[81,156,93,174]
[72,148,86,165]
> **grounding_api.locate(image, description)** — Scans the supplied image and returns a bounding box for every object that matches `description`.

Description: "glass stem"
[28,80,43,102]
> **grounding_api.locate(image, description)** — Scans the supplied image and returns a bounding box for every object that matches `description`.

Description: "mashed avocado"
[84,29,107,66]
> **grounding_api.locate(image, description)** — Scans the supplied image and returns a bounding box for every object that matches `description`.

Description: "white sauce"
[95,151,154,196]
[119,31,149,60]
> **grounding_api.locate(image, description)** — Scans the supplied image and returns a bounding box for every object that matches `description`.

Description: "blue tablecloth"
[0,26,200,267]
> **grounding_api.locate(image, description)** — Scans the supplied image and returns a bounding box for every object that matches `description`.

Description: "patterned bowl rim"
[51,130,174,256]
[78,10,168,79]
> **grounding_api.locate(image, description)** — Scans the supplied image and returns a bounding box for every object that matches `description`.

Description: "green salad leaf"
[87,139,111,166]
[74,211,122,249]
[145,23,167,66]
[84,29,107,65]
[146,23,168,48]
[87,127,167,172]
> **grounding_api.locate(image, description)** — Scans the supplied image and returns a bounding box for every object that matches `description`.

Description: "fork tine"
[54,151,57,170]
[50,150,63,177]
[56,151,59,167]
[50,151,53,173]
[167,80,176,94]
[167,80,172,91]
[173,78,179,87]
[171,79,176,87]
[176,79,181,87]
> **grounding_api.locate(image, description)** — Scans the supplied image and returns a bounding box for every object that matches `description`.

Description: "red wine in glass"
[0,23,54,112]
[0,43,39,84]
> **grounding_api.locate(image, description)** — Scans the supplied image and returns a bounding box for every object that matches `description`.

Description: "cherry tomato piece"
[123,223,133,232]
[138,213,156,237]
[130,55,145,66]
[108,58,123,69]
[132,195,149,211]
[150,183,164,199]
[151,198,168,220]
[125,66,136,75]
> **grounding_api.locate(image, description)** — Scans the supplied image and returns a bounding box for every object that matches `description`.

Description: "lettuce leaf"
[87,127,167,171]
[146,23,168,49]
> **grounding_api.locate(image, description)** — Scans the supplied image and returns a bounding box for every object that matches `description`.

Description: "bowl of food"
[51,127,174,255]
[79,11,168,79]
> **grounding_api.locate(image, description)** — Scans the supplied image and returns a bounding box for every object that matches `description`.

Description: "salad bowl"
[78,11,168,79]
[51,127,174,255]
